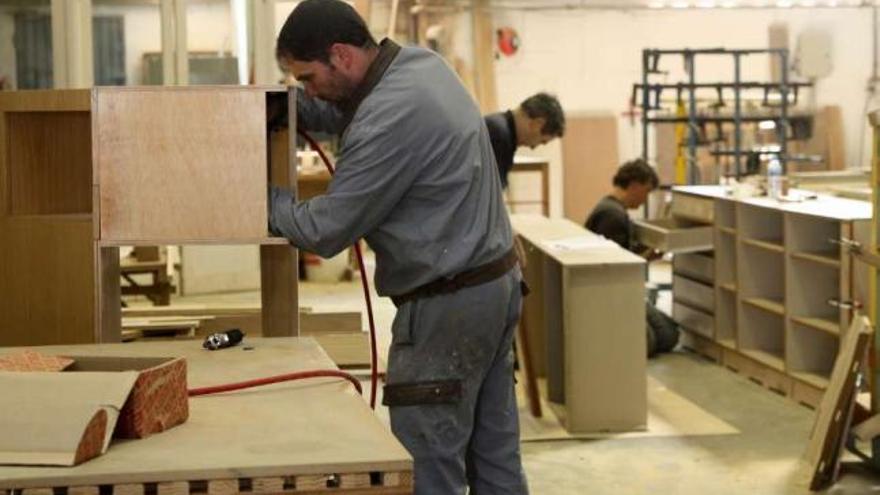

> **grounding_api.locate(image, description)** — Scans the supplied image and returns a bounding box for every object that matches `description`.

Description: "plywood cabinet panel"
[94,88,268,242]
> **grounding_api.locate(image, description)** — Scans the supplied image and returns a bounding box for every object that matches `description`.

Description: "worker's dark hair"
[276,0,377,63]
[519,93,565,137]
[613,159,659,189]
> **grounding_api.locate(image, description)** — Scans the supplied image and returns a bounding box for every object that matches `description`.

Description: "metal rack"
[633,48,813,183]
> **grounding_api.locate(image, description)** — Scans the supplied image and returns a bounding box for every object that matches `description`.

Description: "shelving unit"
[0,88,300,346]
[669,185,870,408]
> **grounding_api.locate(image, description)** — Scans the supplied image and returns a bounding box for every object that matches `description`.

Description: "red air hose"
[188,130,380,411]
[188,369,362,397]
[297,129,380,410]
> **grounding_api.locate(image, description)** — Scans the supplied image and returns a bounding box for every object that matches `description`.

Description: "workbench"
[0,338,412,494]
[511,214,647,433]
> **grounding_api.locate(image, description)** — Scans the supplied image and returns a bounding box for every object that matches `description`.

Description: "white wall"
[492,7,878,217]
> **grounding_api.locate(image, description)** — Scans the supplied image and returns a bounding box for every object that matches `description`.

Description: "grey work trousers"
[386,268,529,495]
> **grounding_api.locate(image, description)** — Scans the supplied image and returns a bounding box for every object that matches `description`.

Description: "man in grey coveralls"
[268,1,528,494]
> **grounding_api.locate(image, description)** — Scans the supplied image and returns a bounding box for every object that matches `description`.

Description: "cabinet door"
[94,87,268,243]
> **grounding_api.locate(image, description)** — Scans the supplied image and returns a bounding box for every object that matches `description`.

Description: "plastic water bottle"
[767,158,783,200]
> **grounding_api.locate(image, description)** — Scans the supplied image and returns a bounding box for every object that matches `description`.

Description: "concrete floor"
[172,259,880,494]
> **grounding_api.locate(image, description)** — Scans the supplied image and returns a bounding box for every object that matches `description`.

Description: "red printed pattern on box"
[114,358,189,438]
[0,351,74,372]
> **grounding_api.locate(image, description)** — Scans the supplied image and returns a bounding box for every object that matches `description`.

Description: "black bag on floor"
[646,302,680,358]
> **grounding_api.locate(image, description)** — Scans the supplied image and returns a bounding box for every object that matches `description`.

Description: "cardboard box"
[67,356,189,439]
[0,356,188,467]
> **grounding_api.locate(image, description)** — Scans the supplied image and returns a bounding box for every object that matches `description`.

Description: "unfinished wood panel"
[672,252,714,283]
[738,242,784,303]
[252,477,284,494]
[716,289,737,346]
[97,246,121,343]
[262,106,299,337]
[94,88,268,242]
[737,303,785,370]
[0,89,91,112]
[737,203,783,244]
[715,229,736,287]
[673,302,713,339]
[562,115,619,224]
[670,193,714,224]
[206,479,237,495]
[789,322,838,385]
[470,0,496,113]
[520,237,547,376]
[715,200,736,229]
[787,256,839,323]
[681,330,723,362]
[112,484,144,495]
[6,112,92,215]
[564,263,646,432]
[68,487,99,495]
[673,275,714,313]
[156,481,188,495]
[0,218,95,346]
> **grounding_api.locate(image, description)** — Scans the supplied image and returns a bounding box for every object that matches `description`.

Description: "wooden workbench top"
[510,214,645,267]
[673,185,872,221]
[0,338,411,490]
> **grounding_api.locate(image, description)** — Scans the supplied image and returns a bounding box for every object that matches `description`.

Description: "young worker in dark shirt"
[585,159,659,259]
[585,159,679,356]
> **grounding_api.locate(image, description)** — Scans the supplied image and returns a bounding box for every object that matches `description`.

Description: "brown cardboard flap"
[0,371,139,466]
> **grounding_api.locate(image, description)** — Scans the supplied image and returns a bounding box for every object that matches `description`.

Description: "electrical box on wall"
[794,28,832,79]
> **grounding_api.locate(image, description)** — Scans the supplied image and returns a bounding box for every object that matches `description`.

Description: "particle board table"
[511,214,647,433]
[0,337,413,494]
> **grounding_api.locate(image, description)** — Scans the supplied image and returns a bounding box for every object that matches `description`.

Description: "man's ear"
[530,116,547,134]
[328,43,351,69]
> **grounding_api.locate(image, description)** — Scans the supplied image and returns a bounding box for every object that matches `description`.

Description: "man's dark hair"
[519,93,565,137]
[613,159,659,189]
[276,0,377,63]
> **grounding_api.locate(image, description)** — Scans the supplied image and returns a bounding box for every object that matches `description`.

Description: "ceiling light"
[697,0,717,6]
[671,1,690,7]
[648,1,666,7]
[720,0,738,6]
[776,0,794,6]
[758,120,777,130]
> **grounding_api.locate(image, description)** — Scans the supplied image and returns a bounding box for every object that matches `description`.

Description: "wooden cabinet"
[512,214,646,433]
[671,186,871,407]
[0,88,298,346]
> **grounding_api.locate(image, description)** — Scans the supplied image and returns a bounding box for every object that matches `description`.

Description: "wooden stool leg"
[516,304,542,418]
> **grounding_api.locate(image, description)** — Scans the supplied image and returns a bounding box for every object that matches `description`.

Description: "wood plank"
[0,89,91,112]
[94,87,268,242]
[339,473,371,489]
[313,333,370,368]
[156,481,189,495]
[470,0,497,113]
[206,479,237,495]
[0,218,96,346]
[791,251,840,268]
[69,486,100,495]
[562,115,619,225]
[742,297,785,316]
[113,484,145,495]
[6,111,92,215]
[791,315,840,336]
[807,317,871,490]
[252,477,284,494]
[97,246,122,343]
[262,117,299,338]
[742,238,784,253]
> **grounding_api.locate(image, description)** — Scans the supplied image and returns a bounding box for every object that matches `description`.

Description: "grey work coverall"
[269,40,528,495]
